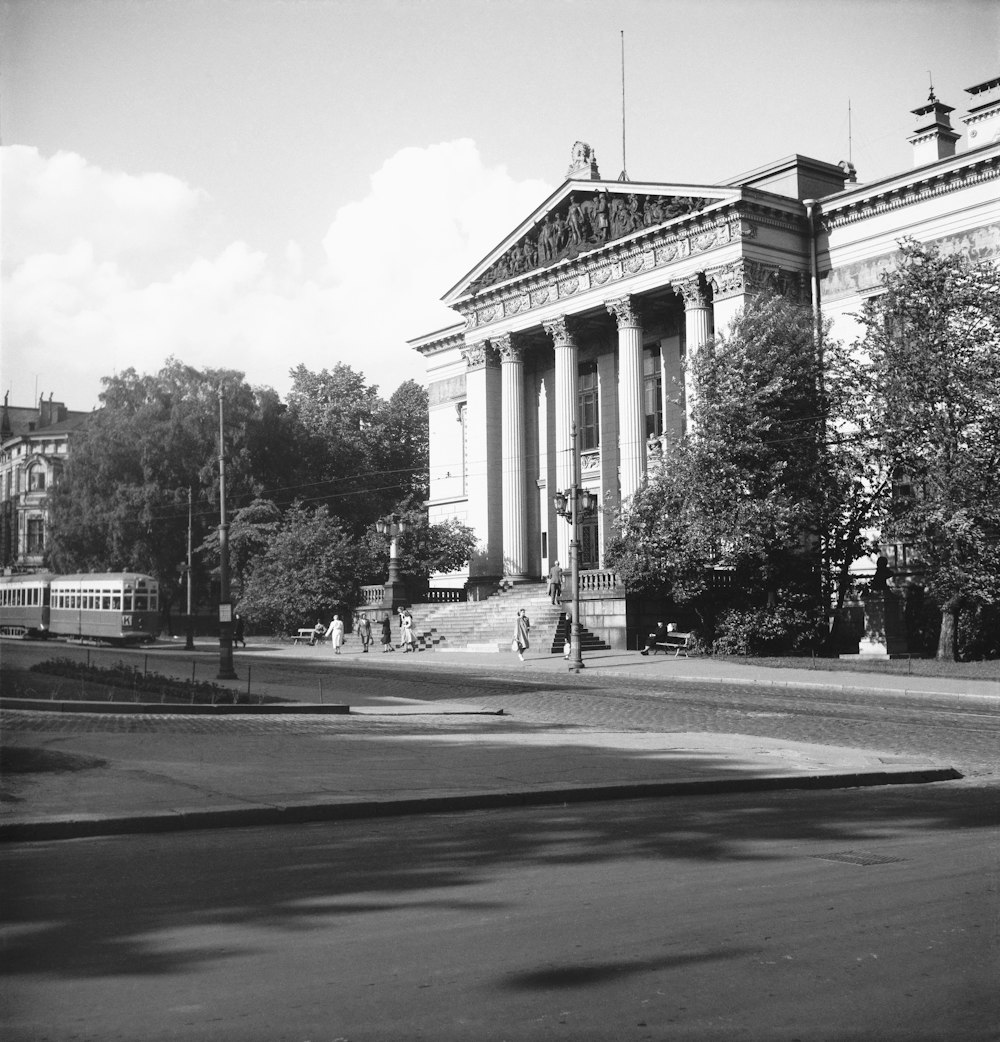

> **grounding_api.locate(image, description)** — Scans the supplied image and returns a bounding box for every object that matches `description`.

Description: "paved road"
[5,640,999,781]
[3,784,997,1042]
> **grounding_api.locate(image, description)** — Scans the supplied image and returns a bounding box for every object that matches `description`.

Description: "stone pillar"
[679,274,711,431]
[460,339,503,594]
[495,333,528,580]
[543,316,578,498]
[606,295,645,501]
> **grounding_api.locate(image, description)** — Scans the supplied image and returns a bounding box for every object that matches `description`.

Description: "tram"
[0,572,161,642]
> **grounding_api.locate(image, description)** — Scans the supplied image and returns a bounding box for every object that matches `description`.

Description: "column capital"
[542,315,577,348]
[605,295,641,329]
[677,273,710,309]
[492,332,526,364]
[461,339,500,369]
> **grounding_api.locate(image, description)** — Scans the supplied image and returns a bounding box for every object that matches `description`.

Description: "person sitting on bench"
[640,621,670,655]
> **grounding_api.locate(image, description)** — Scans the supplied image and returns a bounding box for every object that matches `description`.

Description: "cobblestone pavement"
[5,661,999,781]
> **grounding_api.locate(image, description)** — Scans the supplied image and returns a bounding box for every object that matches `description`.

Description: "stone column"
[543,316,578,498]
[606,295,645,501]
[460,339,503,594]
[679,274,711,432]
[495,333,528,580]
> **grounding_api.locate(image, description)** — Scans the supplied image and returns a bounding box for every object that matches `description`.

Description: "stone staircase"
[407,582,611,654]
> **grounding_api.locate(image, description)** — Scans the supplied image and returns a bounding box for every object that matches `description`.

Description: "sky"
[2,0,998,412]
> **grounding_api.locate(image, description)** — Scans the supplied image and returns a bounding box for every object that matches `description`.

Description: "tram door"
[580,518,600,571]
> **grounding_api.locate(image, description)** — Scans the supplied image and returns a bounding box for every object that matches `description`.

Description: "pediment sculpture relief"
[468,189,710,293]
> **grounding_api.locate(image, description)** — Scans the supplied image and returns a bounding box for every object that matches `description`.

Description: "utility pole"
[185,485,195,650]
[216,390,237,679]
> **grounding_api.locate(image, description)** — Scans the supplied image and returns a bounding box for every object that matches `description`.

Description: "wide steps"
[406,582,610,654]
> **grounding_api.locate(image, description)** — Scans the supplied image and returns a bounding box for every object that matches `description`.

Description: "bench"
[293,628,324,645]
[653,631,695,657]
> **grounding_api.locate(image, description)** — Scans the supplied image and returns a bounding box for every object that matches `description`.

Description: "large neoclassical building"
[411,75,1000,598]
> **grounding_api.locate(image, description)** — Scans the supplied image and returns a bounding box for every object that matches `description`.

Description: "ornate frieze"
[558,274,582,297]
[580,451,601,474]
[606,295,640,329]
[708,260,807,302]
[468,188,711,293]
[460,204,788,330]
[821,222,1000,300]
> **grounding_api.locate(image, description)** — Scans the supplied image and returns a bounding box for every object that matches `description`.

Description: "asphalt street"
[2,783,997,1042]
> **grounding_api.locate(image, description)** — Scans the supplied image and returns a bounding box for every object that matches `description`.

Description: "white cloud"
[1,143,551,408]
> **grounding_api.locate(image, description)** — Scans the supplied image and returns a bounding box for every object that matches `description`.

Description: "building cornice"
[819,147,1000,230]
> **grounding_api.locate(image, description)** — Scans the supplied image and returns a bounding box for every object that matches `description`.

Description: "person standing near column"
[548,560,563,605]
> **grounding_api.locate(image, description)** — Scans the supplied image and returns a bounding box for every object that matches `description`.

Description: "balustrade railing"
[578,569,621,595]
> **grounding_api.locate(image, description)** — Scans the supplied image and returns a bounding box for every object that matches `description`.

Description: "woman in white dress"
[326,614,345,654]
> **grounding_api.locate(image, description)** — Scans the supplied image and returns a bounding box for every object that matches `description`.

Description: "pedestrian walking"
[326,614,344,654]
[547,560,563,605]
[400,609,415,652]
[380,614,394,652]
[358,615,372,653]
[233,613,246,648]
[513,607,530,662]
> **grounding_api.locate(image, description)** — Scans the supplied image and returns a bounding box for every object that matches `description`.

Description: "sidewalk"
[1,641,983,843]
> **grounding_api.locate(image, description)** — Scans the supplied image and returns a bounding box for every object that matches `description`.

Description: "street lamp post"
[375,513,409,613]
[216,390,237,680]
[553,422,597,674]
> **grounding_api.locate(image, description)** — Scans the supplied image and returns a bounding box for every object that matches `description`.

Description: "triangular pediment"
[445,179,739,302]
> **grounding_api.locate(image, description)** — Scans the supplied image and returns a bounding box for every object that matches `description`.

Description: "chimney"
[963,74,1000,150]
[908,87,959,167]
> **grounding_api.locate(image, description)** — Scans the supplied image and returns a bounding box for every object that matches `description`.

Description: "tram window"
[102,595,111,610]
[122,594,133,611]
[134,594,148,611]
[112,595,121,610]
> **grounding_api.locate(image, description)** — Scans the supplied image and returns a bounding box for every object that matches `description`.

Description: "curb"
[0,766,963,843]
[0,697,351,715]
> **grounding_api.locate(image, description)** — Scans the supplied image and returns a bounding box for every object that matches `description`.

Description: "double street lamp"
[552,422,597,673]
[375,513,409,613]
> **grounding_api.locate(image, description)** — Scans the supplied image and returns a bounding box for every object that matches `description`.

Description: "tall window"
[578,365,599,450]
[28,467,46,491]
[26,518,44,554]
[643,347,663,437]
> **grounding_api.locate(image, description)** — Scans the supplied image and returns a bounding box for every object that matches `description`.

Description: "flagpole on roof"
[619,30,628,182]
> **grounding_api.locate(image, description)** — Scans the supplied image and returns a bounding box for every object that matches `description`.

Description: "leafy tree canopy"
[236,503,360,634]
[606,293,834,648]
[47,360,298,607]
[284,365,429,534]
[855,240,1000,658]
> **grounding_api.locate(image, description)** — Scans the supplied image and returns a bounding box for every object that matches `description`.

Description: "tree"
[47,360,295,614]
[856,240,1000,659]
[606,293,837,651]
[236,503,360,634]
